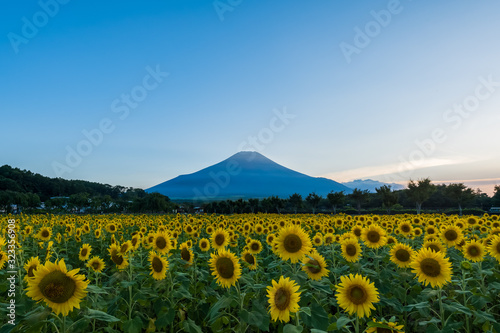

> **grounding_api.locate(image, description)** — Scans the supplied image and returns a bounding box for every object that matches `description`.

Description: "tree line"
[202,179,500,215]
[1,165,499,215]
[0,165,175,214]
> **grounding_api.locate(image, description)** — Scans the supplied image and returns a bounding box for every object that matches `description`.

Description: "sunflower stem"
[61,314,66,333]
[461,269,470,333]
[477,261,487,294]
[355,315,360,333]
[438,287,445,330]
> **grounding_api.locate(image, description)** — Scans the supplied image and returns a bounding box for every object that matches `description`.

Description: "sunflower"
[131,235,141,250]
[149,251,169,280]
[180,242,194,265]
[335,273,379,318]
[241,250,258,270]
[24,256,41,281]
[341,238,362,263]
[365,319,404,333]
[440,225,463,247]
[78,244,92,261]
[351,225,363,239]
[25,259,88,316]
[267,276,301,323]
[248,239,263,254]
[398,222,413,237]
[108,244,128,270]
[361,225,387,249]
[199,238,211,252]
[209,249,241,288]
[153,231,172,255]
[410,247,452,288]
[119,240,133,255]
[488,235,500,262]
[275,225,312,263]
[266,233,276,246]
[0,250,7,270]
[324,233,335,245]
[312,234,323,246]
[302,251,329,281]
[211,228,230,250]
[462,240,485,262]
[87,256,106,273]
[38,227,52,241]
[106,223,118,233]
[423,240,446,254]
[390,243,414,268]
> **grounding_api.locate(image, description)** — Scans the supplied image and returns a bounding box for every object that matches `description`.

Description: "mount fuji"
[146,151,353,200]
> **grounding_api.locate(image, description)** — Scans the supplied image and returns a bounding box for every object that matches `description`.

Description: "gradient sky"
[1,0,499,195]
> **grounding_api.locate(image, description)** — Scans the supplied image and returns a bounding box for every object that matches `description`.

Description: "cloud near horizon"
[321,156,478,183]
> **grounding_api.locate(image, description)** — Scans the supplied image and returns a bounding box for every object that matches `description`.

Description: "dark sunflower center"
[467,246,480,257]
[244,253,255,265]
[283,234,302,253]
[274,288,291,311]
[395,249,410,262]
[187,226,192,232]
[387,237,395,244]
[251,243,260,251]
[314,238,321,244]
[120,244,128,253]
[216,257,235,279]
[427,243,440,252]
[444,230,458,241]
[375,328,393,333]
[81,249,88,257]
[306,259,321,274]
[152,257,163,272]
[181,248,191,262]
[353,228,361,237]
[420,258,441,277]
[201,241,208,249]
[325,236,333,244]
[39,271,76,304]
[349,286,367,305]
[28,265,37,277]
[468,218,476,225]
[401,224,410,232]
[92,262,100,270]
[132,238,138,246]
[367,231,380,243]
[215,234,225,246]
[110,225,116,231]
[346,244,357,256]
[112,253,124,265]
[41,230,49,238]
[156,237,167,249]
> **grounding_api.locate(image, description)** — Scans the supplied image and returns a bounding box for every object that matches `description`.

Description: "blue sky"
[1,0,499,195]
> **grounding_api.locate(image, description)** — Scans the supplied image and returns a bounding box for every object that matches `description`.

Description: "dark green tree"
[327,191,345,214]
[406,178,436,214]
[288,193,303,214]
[375,185,399,214]
[444,183,475,216]
[349,188,370,214]
[306,192,322,214]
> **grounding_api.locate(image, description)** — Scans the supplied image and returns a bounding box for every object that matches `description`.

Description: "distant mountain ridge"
[342,179,405,193]
[146,151,353,200]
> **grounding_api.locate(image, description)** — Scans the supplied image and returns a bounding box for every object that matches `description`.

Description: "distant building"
[490,207,500,214]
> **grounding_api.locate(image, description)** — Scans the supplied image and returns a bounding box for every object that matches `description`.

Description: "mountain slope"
[146,151,352,200]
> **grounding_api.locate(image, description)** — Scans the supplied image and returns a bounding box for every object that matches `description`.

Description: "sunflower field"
[1,213,500,333]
